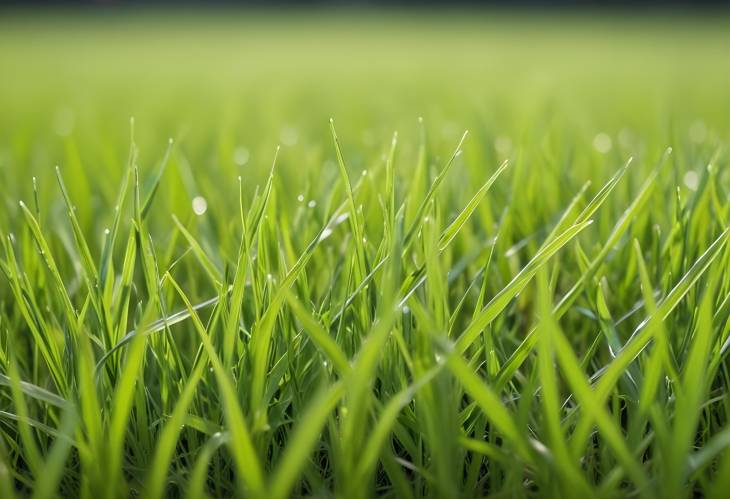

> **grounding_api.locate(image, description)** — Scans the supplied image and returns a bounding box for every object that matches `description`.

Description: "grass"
[0,10,729,498]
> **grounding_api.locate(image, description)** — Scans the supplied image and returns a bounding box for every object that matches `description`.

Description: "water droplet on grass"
[192,196,208,215]
[233,146,250,166]
[592,133,612,154]
[683,171,699,191]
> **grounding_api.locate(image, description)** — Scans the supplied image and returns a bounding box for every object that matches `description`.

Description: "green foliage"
[0,11,729,499]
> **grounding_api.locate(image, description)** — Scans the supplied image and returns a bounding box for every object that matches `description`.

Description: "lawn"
[0,10,729,498]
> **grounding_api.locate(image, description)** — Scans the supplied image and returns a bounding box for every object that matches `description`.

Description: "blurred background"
[1,0,729,237]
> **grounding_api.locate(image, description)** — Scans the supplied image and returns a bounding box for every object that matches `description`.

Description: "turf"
[0,10,729,498]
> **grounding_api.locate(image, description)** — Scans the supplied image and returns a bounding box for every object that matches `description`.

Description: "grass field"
[0,10,729,498]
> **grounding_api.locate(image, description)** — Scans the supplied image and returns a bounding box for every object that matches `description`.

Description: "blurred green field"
[1,12,729,235]
[0,11,729,498]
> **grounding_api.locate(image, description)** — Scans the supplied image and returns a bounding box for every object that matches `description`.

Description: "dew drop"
[683,171,699,191]
[233,146,250,166]
[592,133,612,154]
[192,196,208,215]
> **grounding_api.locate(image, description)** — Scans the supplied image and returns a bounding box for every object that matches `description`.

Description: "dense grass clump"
[1,11,729,498]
